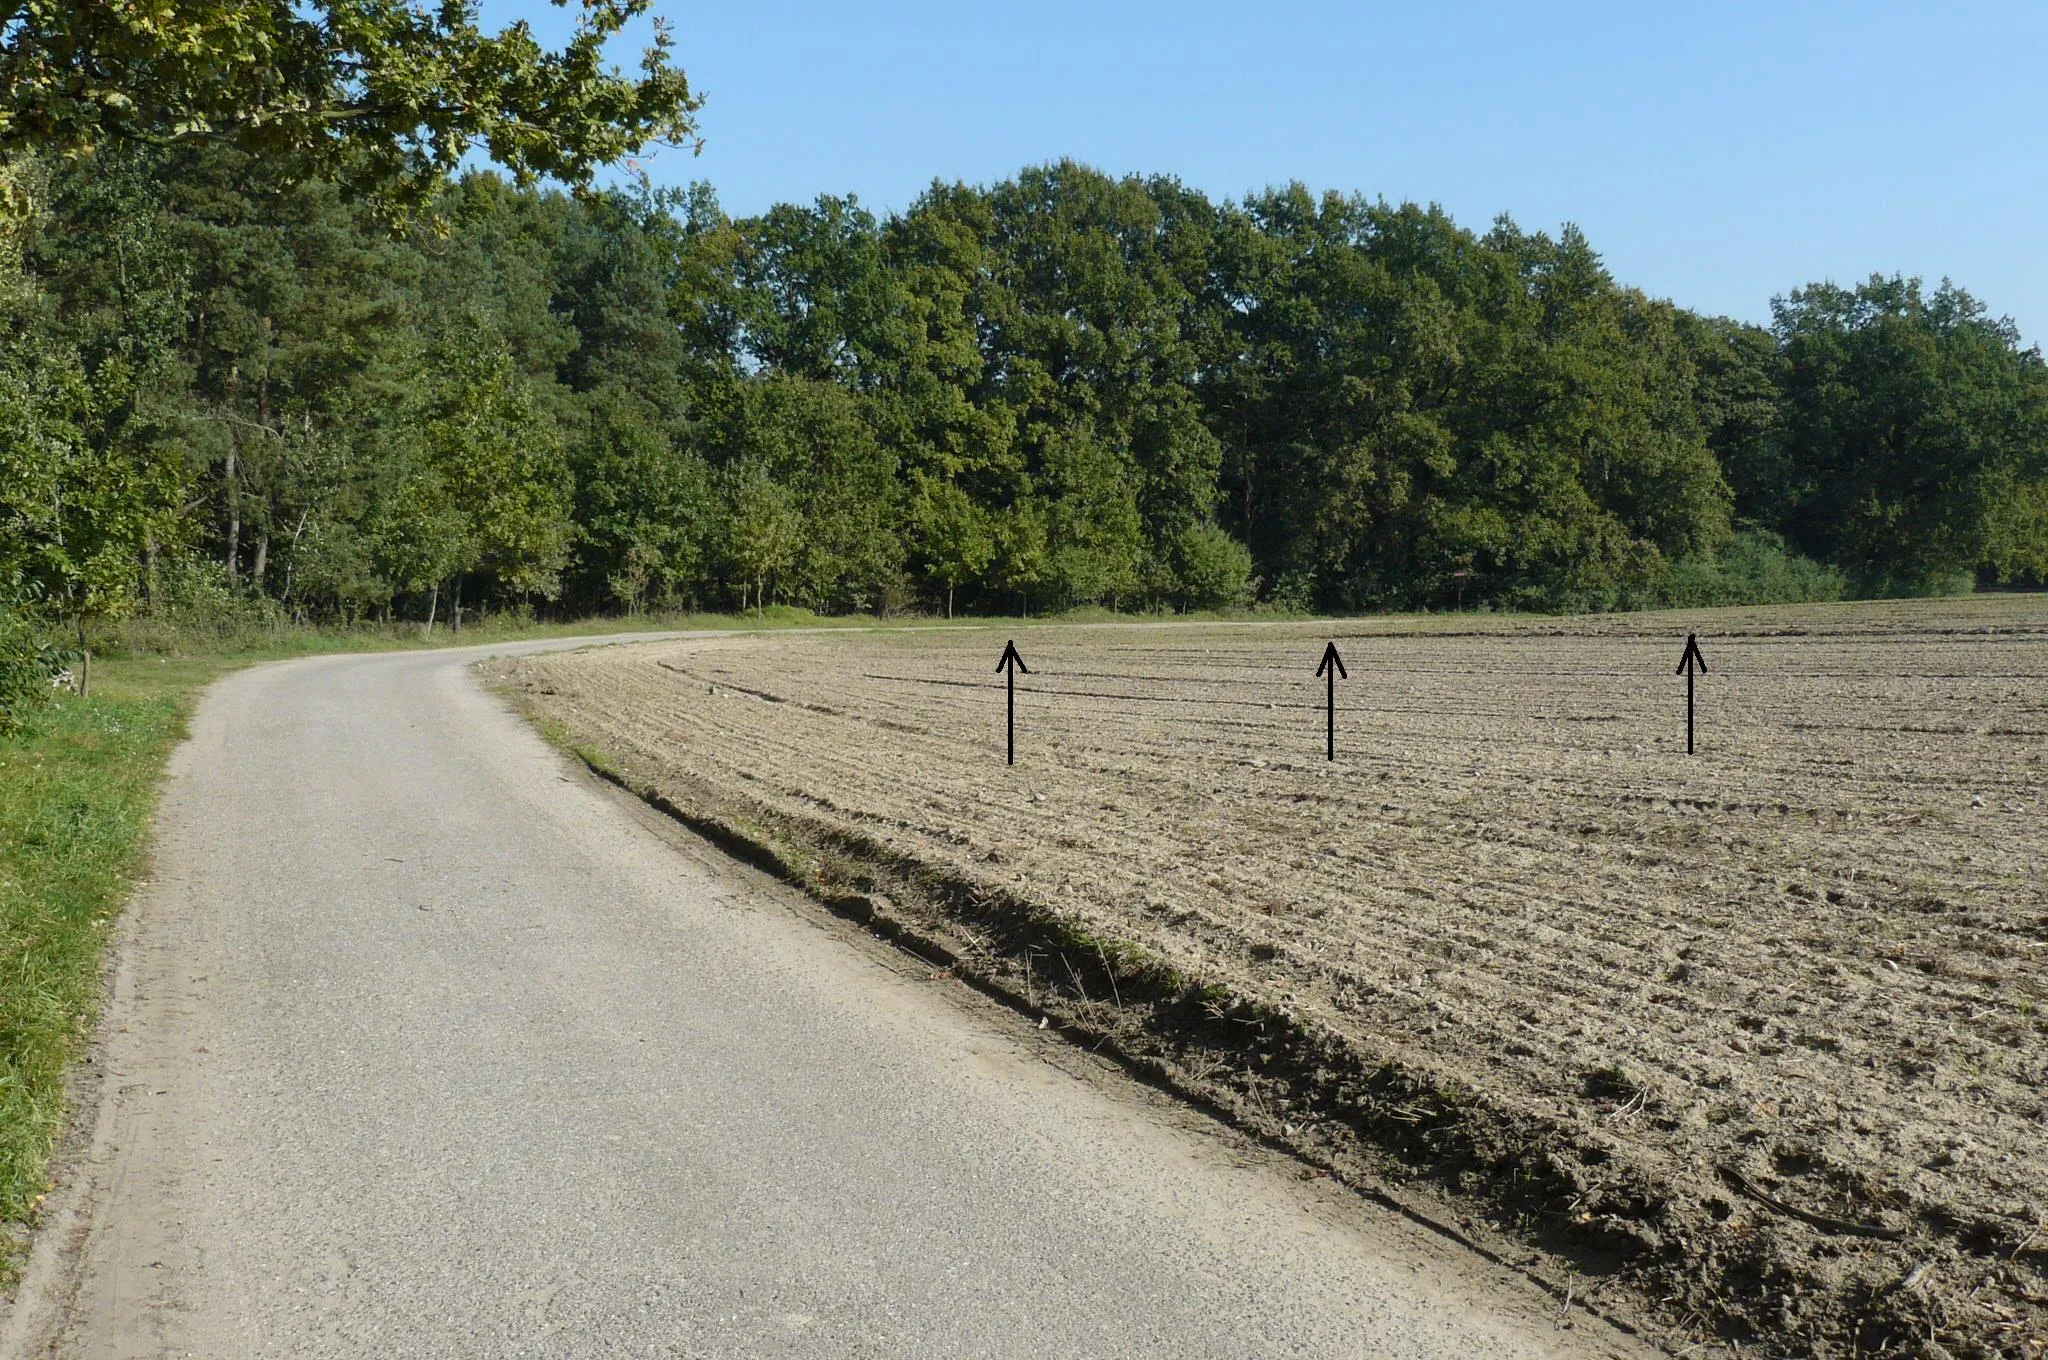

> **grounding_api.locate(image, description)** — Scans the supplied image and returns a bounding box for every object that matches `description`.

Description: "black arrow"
[1675,633,1707,754]
[1315,641,1348,761]
[996,639,1030,766]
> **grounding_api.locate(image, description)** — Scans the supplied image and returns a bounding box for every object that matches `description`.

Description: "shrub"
[1171,523,1255,611]
[148,557,289,632]
[1847,565,1977,600]
[0,595,67,736]
[94,557,290,654]
[1267,569,1317,615]
[1658,531,1847,609]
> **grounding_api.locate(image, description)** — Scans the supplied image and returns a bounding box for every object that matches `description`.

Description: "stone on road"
[7,639,1644,1358]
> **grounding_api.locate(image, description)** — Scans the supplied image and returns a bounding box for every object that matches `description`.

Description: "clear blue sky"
[489,0,2048,342]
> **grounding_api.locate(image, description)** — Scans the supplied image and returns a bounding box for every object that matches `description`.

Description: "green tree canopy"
[1774,276,2048,592]
[7,145,2045,627]
[2,0,701,213]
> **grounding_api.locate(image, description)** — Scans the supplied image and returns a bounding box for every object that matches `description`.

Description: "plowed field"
[498,596,2048,1355]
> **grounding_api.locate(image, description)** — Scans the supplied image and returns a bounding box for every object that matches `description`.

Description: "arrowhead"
[996,639,1030,675]
[1315,641,1348,680]
[1675,633,1706,676]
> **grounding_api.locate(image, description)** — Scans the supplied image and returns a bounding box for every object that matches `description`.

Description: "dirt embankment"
[493,598,2048,1358]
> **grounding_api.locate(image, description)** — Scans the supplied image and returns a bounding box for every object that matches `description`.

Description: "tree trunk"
[253,343,271,584]
[947,583,954,619]
[755,574,764,621]
[224,440,240,578]
[223,361,242,578]
[280,511,309,605]
[451,575,462,634]
[425,580,439,637]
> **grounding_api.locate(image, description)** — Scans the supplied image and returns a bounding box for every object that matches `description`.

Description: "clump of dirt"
[489,598,2048,1357]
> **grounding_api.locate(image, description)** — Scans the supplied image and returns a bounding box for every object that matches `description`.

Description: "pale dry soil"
[504,597,2048,1356]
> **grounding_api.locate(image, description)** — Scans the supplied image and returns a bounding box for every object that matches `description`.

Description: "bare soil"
[495,597,2048,1357]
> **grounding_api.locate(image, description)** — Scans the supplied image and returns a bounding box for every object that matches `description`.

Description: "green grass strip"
[0,672,189,1230]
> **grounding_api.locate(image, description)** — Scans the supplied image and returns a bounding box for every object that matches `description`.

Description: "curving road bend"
[5,637,1647,1359]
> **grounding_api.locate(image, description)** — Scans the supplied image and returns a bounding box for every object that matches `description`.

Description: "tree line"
[4,148,2046,625]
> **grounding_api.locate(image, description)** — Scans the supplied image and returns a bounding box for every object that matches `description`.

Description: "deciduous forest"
[7,148,2047,631]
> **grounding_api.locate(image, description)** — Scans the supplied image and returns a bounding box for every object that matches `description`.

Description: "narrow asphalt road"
[8,637,1645,1359]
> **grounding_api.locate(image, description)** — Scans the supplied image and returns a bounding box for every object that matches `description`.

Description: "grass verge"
[0,656,220,1265]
